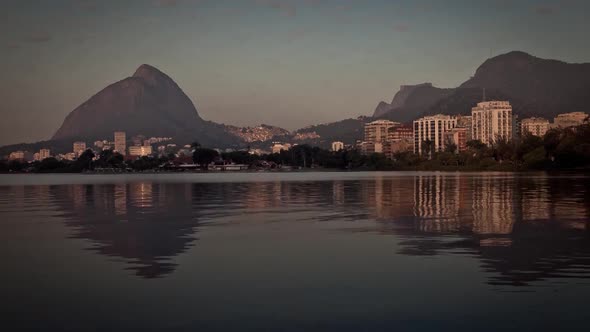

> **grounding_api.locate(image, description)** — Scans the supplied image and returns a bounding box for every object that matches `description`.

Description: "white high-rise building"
[413,115,458,155]
[114,131,126,155]
[471,101,513,146]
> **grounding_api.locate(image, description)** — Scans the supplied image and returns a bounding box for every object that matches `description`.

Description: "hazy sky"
[1,0,589,145]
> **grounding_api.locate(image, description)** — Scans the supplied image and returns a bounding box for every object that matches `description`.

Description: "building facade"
[553,112,588,128]
[39,149,51,160]
[413,115,458,155]
[73,141,87,156]
[444,127,469,153]
[331,141,344,152]
[271,143,292,154]
[360,141,383,155]
[521,117,550,137]
[114,131,126,155]
[128,146,153,157]
[9,151,25,161]
[471,101,513,146]
[456,115,473,141]
[364,120,400,143]
[387,125,413,141]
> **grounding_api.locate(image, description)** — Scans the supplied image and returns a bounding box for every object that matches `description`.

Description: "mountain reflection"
[14,173,590,285]
[49,183,204,278]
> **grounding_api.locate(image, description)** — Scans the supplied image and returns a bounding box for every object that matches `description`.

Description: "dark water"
[1,172,590,331]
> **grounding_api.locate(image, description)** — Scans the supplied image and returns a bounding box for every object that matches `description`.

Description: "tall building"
[331,141,344,152]
[382,125,414,159]
[387,125,413,141]
[456,115,473,141]
[553,112,588,128]
[413,115,458,155]
[471,101,513,146]
[444,127,469,153]
[521,117,550,137]
[73,141,86,156]
[114,131,126,155]
[128,146,153,157]
[364,120,400,143]
[39,149,51,160]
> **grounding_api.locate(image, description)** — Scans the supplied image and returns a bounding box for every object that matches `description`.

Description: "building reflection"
[365,174,590,286]
[17,173,590,287]
[471,176,515,235]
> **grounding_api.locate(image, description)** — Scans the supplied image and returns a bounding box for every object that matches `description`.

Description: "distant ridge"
[374,51,590,121]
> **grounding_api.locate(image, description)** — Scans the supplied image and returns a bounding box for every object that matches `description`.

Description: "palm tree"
[421,139,434,158]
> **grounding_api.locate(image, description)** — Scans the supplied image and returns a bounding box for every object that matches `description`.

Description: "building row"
[355,101,588,158]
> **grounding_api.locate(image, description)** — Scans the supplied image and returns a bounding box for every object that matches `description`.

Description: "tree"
[367,153,392,170]
[466,140,486,151]
[445,142,457,154]
[72,149,95,171]
[491,137,514,162]
[516,133,543,160]
[37,157,67,172]
[192,148,219,168]
[7,160,24,172]
[420,139,434,158]
[543,129,561,161]
[97,149,124,168]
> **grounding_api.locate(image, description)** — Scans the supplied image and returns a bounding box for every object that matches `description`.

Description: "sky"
[1,0,589,145]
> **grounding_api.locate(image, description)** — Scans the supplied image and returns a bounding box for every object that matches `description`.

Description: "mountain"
[375,83,454,122]
[293,117,371,148]
[375,51,590,121]
[51,64,237,146]
[458,51,590,117]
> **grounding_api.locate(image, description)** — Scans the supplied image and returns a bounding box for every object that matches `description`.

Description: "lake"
[1,172,590,331]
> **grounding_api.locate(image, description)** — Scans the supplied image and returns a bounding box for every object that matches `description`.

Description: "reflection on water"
[50,183,202,278]
[1,173,590,286]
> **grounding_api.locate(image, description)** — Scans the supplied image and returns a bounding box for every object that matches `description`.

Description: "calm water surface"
[1,172,590,331]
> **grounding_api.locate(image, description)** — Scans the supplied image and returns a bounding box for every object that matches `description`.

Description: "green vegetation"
[393,124,590,171]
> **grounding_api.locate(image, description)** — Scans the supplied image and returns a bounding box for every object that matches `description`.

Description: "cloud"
[23,33,52,43]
